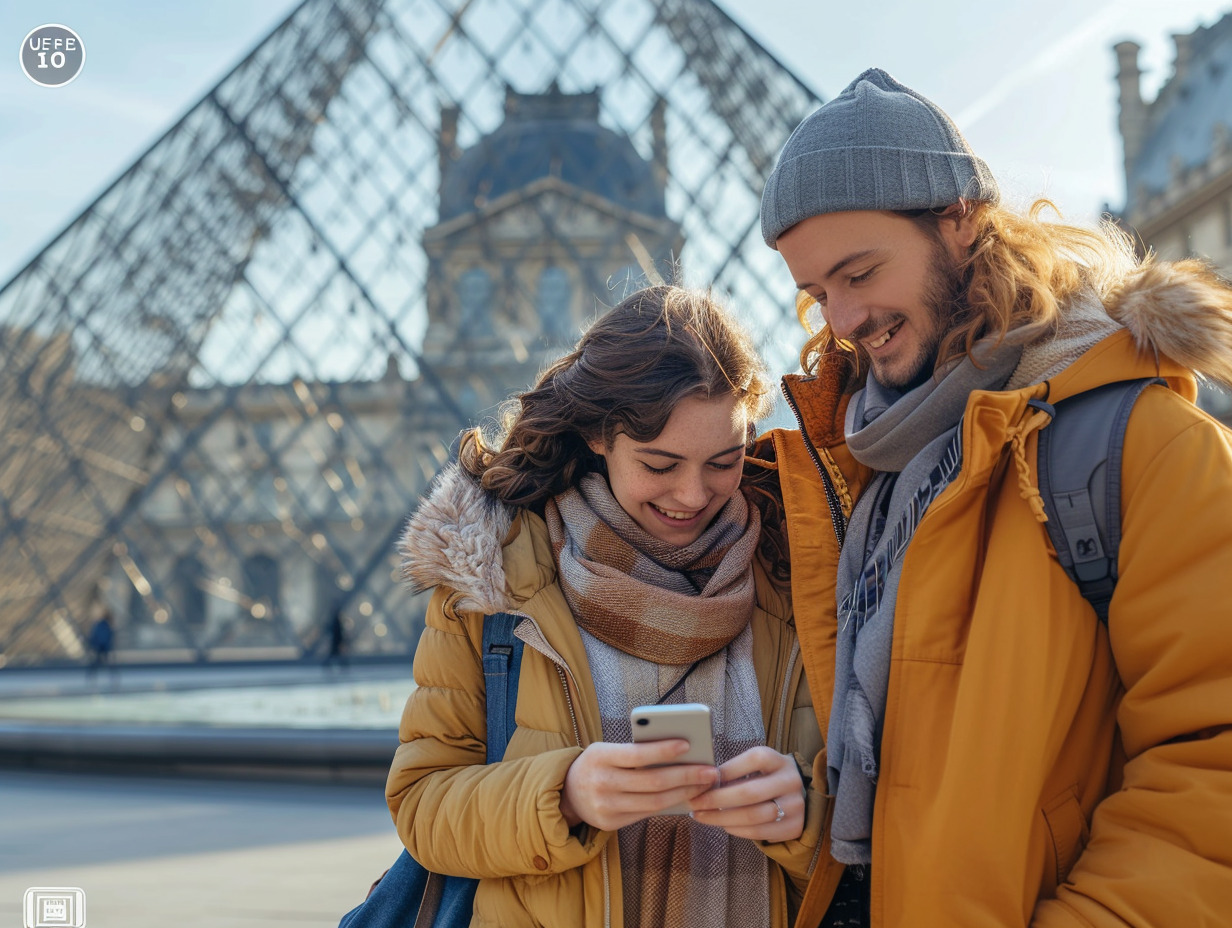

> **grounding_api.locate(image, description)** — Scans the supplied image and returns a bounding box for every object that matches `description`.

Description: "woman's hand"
[687,746,805,842]
[560,739,720,832]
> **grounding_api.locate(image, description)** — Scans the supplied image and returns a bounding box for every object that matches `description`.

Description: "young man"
[755,68,1232,926]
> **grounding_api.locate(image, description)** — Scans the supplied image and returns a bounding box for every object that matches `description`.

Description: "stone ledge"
[0,720,398,785]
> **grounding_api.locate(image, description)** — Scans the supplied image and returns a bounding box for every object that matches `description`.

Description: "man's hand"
[560,740,719,831]
[688,746,805,842]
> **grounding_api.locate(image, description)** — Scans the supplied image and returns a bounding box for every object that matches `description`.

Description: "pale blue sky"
[2,0,1229,283]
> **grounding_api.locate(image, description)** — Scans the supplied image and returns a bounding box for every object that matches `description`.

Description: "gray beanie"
[760,68,999,248]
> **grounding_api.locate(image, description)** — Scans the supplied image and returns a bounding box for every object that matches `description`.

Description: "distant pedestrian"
[86,612,114,679]
[325,607,348,669]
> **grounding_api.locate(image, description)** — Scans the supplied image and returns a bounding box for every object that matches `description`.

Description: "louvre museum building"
[0,0,821,665]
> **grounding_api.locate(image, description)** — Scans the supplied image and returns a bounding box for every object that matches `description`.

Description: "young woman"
[388,286,827,927]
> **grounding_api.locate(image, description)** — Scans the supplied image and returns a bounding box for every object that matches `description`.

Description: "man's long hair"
[796,199,1140,378]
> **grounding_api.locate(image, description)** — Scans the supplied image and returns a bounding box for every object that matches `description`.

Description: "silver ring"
[771,798,785,823]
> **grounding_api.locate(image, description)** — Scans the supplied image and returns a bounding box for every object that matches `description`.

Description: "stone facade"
[104,86,680,660]
[1115,13,1232,420]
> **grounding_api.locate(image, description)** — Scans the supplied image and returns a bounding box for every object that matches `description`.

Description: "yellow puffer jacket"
[387,464,833,928]
[772,262,1232,927]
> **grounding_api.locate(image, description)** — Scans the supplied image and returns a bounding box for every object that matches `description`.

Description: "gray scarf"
[827,338,1022,865]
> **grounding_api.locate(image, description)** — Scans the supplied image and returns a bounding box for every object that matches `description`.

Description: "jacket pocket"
[1041,788,1091,887]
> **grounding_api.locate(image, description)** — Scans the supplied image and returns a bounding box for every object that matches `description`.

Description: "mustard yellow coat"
[771,316,1232,926]
[387,464,832,928]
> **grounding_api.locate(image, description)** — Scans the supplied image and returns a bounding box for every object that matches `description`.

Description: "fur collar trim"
[1105,257,1232,390]
[398,464,514,614]
[1006,287,1119,390]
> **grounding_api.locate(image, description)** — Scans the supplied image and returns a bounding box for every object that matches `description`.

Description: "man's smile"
[867,321,904,351]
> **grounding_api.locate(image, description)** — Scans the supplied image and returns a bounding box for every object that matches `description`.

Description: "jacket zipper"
[510,612,610,928]
[774,638,824,878]
[780,386,873,886]
[505,611,583,747]
[553,663,583,747]
[553,654,610,928]
[774,639,800,752]
[550,658,610,928]
[780,381,847,548]
[600,846,611,928]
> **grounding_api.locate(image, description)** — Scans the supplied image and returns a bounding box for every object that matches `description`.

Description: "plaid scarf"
[545,472,760,665]
[546,473,769,927]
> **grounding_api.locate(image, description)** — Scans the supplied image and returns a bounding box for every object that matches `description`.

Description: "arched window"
[174,556,207,628]
[537,266,573,341]
[457,267,493,328]
[243,553,280,618]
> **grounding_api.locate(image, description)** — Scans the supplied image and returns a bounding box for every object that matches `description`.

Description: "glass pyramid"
[0,0,821,665]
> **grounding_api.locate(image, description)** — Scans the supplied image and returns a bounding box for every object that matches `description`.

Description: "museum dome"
[439,85,665,221]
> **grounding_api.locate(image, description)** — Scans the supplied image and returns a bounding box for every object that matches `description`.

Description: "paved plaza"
[0,769,404,928]
[0,663,418,926]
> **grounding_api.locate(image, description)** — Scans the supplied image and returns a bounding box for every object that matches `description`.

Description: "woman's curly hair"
[458,285,774,510]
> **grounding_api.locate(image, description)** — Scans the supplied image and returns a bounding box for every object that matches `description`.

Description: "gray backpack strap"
[1030,378,1163,624]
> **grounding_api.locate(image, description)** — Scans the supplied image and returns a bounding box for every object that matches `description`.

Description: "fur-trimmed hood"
[1004,257,1232,393]
[1105,257,1232,390]
[398,463,515,615]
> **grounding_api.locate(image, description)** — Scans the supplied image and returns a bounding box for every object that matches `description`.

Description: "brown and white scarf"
[545,473,771,928]
[545,472,760,664]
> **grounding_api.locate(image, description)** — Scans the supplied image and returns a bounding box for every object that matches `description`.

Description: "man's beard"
[859,239,963,392]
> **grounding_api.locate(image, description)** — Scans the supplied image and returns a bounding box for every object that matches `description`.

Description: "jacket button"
[533,856,548,870]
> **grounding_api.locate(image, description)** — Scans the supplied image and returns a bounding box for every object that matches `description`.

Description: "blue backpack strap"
[337,613,526,928]
[481,612,524,763]
[1032,378,1163,624]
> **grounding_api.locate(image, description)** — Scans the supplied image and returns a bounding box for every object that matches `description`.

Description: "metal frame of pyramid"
[0,0,821,666]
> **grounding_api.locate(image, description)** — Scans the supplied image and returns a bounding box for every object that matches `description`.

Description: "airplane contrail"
[954,3,1123,129]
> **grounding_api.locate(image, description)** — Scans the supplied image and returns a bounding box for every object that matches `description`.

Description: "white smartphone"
[630,702,716,766]
[630,703,716,815]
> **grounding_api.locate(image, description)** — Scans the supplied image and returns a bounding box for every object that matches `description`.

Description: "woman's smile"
[589,393,748,545]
